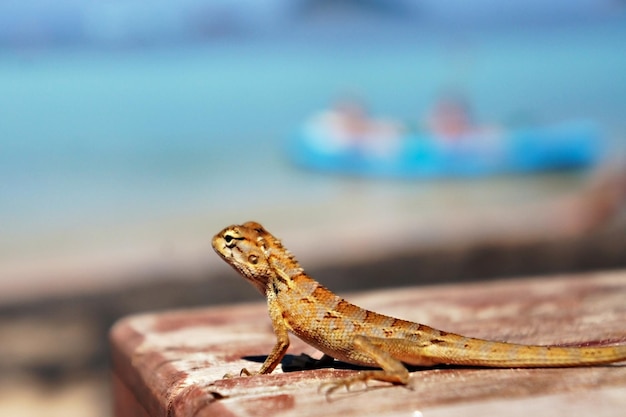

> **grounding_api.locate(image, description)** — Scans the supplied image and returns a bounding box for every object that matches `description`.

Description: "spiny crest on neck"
[243,221,303,275]
[268,236,303,272]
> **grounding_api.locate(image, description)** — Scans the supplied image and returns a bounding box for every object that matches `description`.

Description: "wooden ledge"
[110,271,626,417]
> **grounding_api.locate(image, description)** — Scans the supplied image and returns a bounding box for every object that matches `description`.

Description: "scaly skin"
[212,221,626,391]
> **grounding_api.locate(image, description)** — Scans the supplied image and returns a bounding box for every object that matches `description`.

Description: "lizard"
[212,221,626,392]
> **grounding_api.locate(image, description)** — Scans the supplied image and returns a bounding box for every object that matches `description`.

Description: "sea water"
[1,23,625,256]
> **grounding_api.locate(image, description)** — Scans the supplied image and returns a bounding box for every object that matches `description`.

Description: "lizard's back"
[275,271,444,366]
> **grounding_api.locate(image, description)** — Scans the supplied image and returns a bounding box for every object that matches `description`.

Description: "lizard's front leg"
[255,291,290,375]
[321,335,410,395]
[228,290,290,377]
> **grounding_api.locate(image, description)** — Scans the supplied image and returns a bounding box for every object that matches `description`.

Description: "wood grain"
[110,271,626,417]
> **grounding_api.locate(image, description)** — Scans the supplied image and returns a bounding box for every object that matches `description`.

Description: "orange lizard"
[212,221,626,392]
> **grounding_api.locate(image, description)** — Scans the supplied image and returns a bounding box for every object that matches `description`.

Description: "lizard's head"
[212,221,274,293]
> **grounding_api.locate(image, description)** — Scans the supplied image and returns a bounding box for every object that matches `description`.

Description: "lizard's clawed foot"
[318,373,372,397]
[319,369,411,397]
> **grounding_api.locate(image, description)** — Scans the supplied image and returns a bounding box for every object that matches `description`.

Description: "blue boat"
[290,120,603,178]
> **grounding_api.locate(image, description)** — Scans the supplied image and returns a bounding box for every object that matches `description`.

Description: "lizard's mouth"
[211,236,228,258]
[220,246,234,260]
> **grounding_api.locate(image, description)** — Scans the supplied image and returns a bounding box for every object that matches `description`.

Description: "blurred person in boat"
[426,95,474,139]
[425,94,502,141]
[304,96,404,157]
[423,94,505,164]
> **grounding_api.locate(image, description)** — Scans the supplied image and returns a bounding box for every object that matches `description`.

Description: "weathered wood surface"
[111,271,626,417]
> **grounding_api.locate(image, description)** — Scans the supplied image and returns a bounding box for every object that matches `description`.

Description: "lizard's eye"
[223,231,241,248]
[248,254,258,264]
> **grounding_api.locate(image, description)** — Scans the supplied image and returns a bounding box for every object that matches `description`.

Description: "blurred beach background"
[1,1,626,416]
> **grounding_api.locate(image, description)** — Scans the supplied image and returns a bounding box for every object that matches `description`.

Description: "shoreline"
[3,169,624,306]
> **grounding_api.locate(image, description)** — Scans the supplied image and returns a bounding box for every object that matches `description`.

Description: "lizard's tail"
[425,334,626,367]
